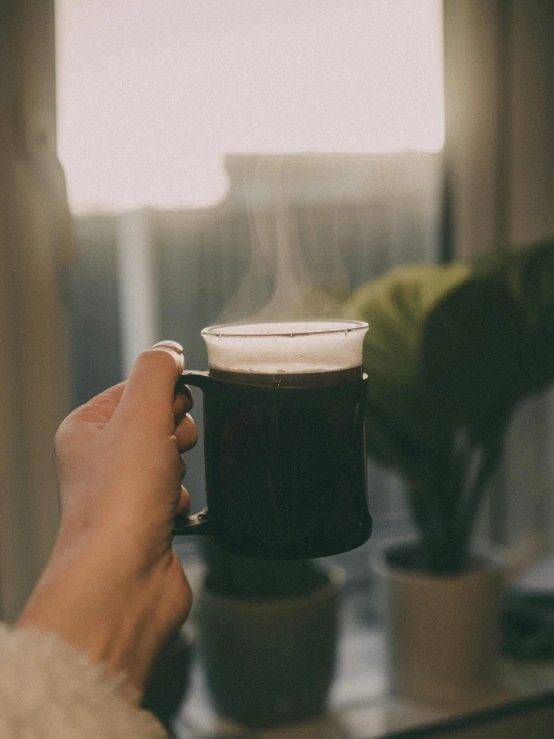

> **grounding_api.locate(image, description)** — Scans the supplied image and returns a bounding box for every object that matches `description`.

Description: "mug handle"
[172,371,216,537]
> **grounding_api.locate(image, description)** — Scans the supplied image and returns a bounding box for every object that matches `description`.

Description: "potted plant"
[348,240,554,704]
[194,539,345,728]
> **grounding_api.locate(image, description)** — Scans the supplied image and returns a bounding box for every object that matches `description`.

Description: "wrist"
[18,532,191,689]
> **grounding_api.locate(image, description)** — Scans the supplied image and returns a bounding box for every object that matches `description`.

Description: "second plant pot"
[373,541,504,707]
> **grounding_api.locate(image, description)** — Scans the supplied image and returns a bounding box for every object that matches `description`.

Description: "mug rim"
[201,319,368,339]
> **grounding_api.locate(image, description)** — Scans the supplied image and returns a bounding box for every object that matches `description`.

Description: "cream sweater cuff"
[0,624,167,738]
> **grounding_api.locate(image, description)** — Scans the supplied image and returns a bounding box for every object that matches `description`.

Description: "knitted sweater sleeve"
[0,624,168,738]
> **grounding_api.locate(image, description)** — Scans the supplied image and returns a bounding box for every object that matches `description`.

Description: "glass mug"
[173,320,372,558]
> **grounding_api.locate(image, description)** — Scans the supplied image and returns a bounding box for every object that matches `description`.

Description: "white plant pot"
[373,542,504,707]
[195,565,345,728]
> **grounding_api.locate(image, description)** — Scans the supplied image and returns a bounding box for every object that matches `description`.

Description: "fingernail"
[153,340,183,353]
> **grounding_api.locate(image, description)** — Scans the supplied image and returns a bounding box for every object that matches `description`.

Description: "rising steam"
[218,156,350,324]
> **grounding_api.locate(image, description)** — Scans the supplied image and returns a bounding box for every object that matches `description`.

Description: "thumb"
[114,341,185,430]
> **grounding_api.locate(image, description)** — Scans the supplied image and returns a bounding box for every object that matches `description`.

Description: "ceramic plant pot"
[373,542,504,707]
[195,565,345,728]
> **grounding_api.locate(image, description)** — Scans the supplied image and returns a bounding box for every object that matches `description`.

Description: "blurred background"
[0,0,553,627]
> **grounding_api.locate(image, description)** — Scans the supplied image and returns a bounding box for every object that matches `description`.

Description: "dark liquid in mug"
[203,366,371,558]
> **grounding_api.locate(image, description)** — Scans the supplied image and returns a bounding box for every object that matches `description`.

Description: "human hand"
[18,342,197,690]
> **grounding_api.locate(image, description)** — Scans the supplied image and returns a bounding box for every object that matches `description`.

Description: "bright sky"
[56,0,444,213]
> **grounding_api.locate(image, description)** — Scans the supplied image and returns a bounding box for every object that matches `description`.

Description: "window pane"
[57,0,443,212]
[56,0,444,561]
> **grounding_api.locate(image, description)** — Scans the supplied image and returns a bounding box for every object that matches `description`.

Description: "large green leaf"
[420,276,522,438]
[349,241,554,470]
[348,262,470,469]
[480,241,554,395]
[423,241,554,439]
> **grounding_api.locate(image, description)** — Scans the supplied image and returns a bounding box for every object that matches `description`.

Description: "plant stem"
[453,432,504,567]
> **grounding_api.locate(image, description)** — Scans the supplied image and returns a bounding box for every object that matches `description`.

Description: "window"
[57,0,443,212]
[56,0,445,567]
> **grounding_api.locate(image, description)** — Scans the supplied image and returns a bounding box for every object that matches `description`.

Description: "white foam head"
[201,320,368,374]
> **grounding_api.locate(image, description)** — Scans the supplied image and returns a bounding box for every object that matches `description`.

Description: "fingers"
[177,485,191,514]
[114,342,185,431]
[56,341,195,475]
[172,385,193,421]
[177,453,187,479]
[174,413,198,452]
